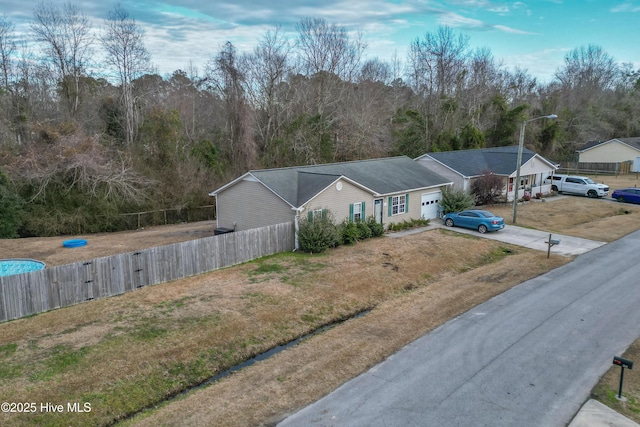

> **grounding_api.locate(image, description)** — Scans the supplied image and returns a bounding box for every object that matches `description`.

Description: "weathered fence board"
[0,222,294,322]
[558,161,633,175]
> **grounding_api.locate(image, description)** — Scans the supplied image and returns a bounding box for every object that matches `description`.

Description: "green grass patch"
[153,296,196,315]
[0,362,23,380]
[251,262,288,275]
[479,246,515,264]
[131,324,168,340]
[242,292,280,306]
[30,345,90,381]
[438,228,480,240]
[247,253,328,285]
[593,385,640,416]
[0,342,17,358]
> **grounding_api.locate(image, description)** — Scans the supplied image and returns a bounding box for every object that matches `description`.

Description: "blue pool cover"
[0,259,46,277]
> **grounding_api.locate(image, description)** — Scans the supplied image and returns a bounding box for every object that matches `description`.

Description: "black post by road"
[618,364,625,399]
[613,356,634,400]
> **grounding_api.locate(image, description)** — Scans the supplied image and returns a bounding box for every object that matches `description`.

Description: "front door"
[374,199,383,224]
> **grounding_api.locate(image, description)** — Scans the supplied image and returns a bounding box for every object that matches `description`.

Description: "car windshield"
[584,178,596,184]
[478,211,495,218]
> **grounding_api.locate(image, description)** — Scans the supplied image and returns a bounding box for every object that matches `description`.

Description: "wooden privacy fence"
[0,222,295,323]
[558,161,633,175]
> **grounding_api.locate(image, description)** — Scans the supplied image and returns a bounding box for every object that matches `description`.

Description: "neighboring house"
[209,156,452,239]
[415,146,557,202]
[577,138,640,171]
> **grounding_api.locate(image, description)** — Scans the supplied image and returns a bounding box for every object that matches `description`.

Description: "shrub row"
[387,218,430,231]
[298,213,384,253]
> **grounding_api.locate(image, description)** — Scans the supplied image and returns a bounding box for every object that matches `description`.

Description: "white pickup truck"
[547,174,609,198]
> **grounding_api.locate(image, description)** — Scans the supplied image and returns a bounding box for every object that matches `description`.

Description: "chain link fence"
[118,205,215,230]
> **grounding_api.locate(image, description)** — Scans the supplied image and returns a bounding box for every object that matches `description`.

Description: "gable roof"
[577,137,640,153]
[417,146,550,177]
[210,156,451,208]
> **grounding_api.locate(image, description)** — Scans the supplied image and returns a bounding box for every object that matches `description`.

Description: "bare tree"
[555,44,619,92]
[408,26,469,98]
[296,17,366,118]
[0,15,16,91]
[359,58,391,84]
[31,2,93,118]
[243,26,292,159]
[503,66,538,106]
[0,18,42,145]
[462,47,506,130]
[552,45,621,142]
[407,26,470,151]
[100,4,150,146]
[207,41,256,171]
[296,17,364,81]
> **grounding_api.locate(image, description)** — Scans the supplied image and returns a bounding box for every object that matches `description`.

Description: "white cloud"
[438,12,485,29]
[610,3,640,13]
[492,24,538,35]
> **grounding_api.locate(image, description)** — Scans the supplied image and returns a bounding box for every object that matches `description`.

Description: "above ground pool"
[0,259,46,277]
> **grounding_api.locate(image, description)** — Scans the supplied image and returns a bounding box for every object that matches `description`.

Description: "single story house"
[209,156,452,240]
[577,137,640,171]
[415,146,557,201]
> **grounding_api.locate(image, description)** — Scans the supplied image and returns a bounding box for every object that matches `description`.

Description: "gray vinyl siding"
[385,189,423,225]
[306,179,446,227]
[578,140,640,163]
[217,179,293,231]
[416,157,465,190]
[305,179,372,223]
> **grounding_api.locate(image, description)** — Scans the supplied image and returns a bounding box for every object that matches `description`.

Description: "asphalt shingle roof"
[249,156,450,207]
[425,146,537,177]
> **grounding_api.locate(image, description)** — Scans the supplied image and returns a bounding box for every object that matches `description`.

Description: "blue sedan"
[612,188,640,204]
[442,209,505,234]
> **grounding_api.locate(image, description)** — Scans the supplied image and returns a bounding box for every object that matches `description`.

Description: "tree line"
[1,3,639,237]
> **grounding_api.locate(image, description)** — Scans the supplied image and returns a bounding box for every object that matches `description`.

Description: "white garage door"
[421,191,442,219]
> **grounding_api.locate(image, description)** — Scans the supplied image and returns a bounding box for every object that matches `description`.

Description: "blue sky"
[3,0,640,83]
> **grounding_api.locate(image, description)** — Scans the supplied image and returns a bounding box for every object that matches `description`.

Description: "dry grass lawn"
[1,173,640,426]
[0,221,217,267]
[489,173,640,241]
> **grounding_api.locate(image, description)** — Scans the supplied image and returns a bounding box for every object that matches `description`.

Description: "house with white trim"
[209,156,452,236]
[415,146,557,201]
[577,137,640,171]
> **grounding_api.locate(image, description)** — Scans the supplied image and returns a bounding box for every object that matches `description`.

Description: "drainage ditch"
[110,308,371,425]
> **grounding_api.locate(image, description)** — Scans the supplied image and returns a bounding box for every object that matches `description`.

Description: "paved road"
[279,230,640,427]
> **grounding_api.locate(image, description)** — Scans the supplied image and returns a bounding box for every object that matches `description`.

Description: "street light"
[512,114,558,224]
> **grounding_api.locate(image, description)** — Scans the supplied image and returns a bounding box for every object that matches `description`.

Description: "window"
[307,208,326,222]
[392,195,406,215]
[350,202,365,222]
[353,202,363,221]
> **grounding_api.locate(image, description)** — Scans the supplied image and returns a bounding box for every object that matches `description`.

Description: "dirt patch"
[0,221,216,267]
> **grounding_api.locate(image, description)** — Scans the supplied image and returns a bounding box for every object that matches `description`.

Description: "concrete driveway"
[440,223,605,256]
[387,222,606,256]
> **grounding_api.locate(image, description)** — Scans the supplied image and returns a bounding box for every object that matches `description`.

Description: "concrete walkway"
[569,399,639,427]
[387,221,606,257]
